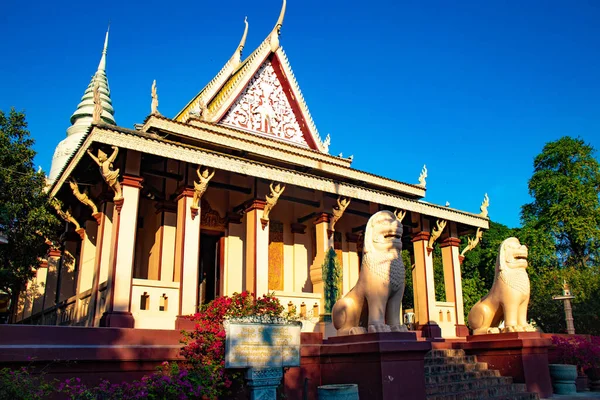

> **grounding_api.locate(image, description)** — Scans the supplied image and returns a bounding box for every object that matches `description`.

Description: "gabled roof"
[174,0,330,154]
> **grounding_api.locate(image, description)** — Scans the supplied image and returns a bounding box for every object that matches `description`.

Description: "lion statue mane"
[467,237,537,335]
[332,210,408,335]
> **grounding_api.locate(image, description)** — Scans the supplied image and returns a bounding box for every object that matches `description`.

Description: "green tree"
[522,136,600,269]
[461,221,516,319]
[519,136,600,334]
[0,108,60,317]
[322,248,342,315]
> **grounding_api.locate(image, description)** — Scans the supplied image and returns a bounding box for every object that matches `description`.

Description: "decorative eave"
[141,115,425,197]
[50,125,489,230]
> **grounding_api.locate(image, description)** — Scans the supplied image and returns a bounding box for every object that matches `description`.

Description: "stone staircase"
[425,349,539,400]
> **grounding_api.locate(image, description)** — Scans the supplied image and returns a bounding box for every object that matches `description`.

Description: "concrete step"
[426,376,514,396]
[425,369,501,385]
[425,355,478,366]
[428,389,539,400]
[425,361,489,375]
[426,349,466,358]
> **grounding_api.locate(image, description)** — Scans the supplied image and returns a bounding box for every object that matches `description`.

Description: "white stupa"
[48,28,116,182]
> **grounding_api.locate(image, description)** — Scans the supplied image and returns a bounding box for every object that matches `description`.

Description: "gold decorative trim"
[69,178,98,216]
[427,219,447,254]
[142,116,424,197]
[461,228,483,258]
[479,193,490,218]
[50,127,490,230]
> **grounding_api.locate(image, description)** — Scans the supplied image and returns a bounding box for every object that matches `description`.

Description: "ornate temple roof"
[174,0,330,154]
[48,28,116,182]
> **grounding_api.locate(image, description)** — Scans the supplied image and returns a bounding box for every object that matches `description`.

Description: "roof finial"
[238,17,249,54]
[230,17,249,69]
[270,0,286,52]
[97,25,110,71]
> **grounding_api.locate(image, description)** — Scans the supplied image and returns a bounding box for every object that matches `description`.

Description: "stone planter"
[318,384,359,400]
[549,364,577,394]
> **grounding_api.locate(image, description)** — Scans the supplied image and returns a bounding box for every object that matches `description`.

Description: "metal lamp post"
[552,280,576,335]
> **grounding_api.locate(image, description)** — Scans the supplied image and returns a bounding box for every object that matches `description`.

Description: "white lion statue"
[467,237,537,335]
[332,210,408,335]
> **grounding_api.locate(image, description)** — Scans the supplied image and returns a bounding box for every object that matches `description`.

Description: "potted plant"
[551,335,600,393]
[550,336,581,394]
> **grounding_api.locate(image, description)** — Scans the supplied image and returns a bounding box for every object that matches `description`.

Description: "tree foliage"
[522,136,600,269]
[0,108,59,300]
[519,136,600,334]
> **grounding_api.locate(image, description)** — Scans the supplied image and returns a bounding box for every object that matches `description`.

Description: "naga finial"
[69,178,98,215]
[322,134,331,153]
[418,164,427,188]
[394,209,406,224]
[479,193,490,218]
[428,220,447,249]
[270,0,287,52]
[461,228,483,257]
[51,199,81,231]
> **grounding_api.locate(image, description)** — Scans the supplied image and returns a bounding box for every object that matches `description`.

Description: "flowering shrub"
[180,291,286,399]
[552,335,600,373]
[0,367,53,399]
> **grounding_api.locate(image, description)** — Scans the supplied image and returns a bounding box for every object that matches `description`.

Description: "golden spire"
[270,0,287,52]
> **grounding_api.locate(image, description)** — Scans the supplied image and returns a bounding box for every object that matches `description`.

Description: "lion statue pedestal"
[467,237,537,335]
[332,210,409,336]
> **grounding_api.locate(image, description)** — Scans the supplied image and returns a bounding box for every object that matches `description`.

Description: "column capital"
[291,223,306,234]
[47,249,62,258]
[439,237,461,248]
[154,200,177,214]
[411,231,431,242]
[244,199,267,213]
[174,186,195,201]
[346,233,361,243]
[314,212,331,225]
[227,212,243,225]
[121,174,144,189]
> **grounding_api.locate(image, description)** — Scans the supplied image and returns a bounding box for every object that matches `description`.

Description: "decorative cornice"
[244,199,267,213]
[226,212,243,225]
[290,223,306,234]
[411,231,431,242]
[175,187,195,201]
[314,212,330,225]
[439,237,461,248]
[49,127,490,230]
[121,175,144,189]
[155,201,177,214]
[346,233,360,243]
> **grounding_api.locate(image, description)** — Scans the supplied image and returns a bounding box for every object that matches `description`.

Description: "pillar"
[173,188,201,329]
[244,200,269,296]
[309,213,332,300]
[42,248,61,324]
[100,153,143,328]
[74,220,98,324]
[440,222,468,337]
[292,223,309,292]
[224,213,244,295]
[87,199,112,327]
[346,233,361,290]
[156,202,177,283]
[32,262,48,316]
[411,219,440,338]
[58,232,80,304]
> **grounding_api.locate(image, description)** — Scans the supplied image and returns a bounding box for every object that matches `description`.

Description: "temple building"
[14,1,489,338]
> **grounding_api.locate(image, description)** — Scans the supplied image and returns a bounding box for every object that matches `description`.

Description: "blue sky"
[1,0,598,228]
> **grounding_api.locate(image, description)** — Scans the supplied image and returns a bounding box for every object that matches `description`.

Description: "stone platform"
[320,332,432,400]
[461,332,553,399]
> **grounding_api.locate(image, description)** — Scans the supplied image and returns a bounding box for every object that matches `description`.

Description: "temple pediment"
[219,57,311,148]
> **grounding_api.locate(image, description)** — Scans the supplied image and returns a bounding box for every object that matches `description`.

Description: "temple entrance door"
[199,232,224,305]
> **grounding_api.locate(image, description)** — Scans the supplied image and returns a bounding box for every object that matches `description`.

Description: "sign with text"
[225,322,301,368]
